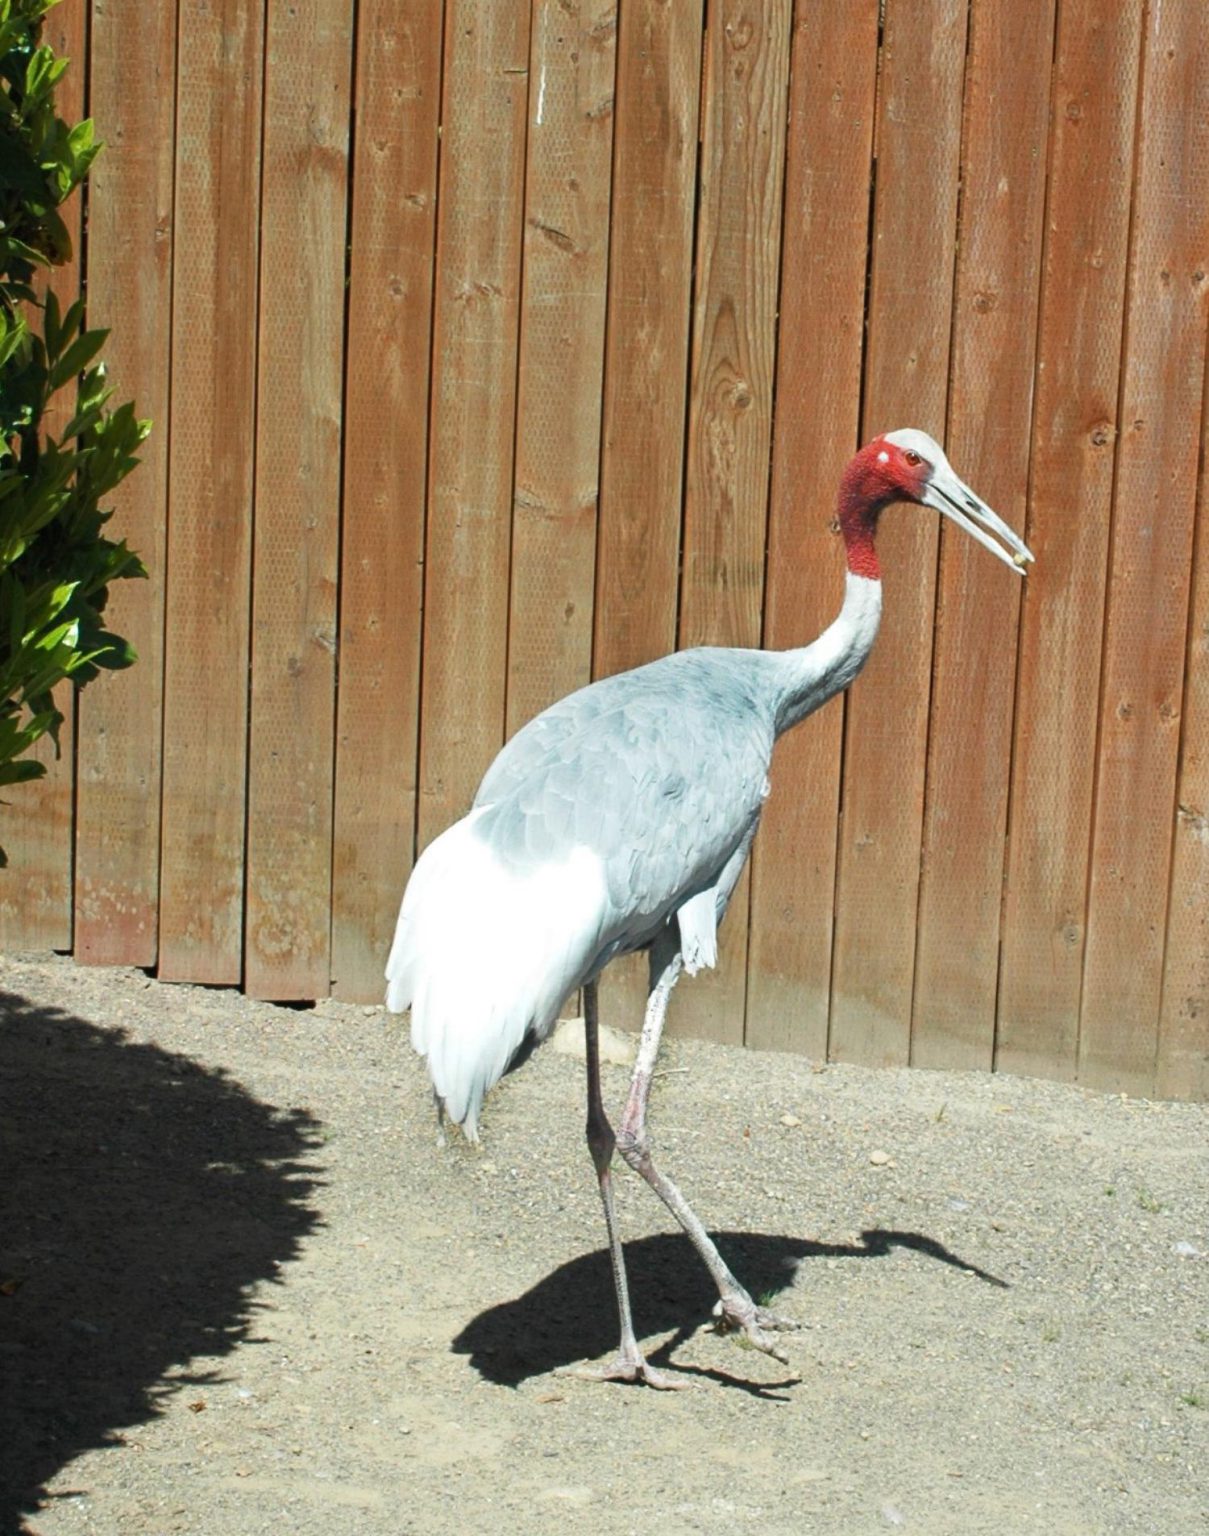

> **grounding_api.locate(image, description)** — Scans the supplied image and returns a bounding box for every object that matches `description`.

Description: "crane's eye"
[904,449,922,467]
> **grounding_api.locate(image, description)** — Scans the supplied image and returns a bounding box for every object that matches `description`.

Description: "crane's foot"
[710,1296,800,1364]
[557,1349,691,1391]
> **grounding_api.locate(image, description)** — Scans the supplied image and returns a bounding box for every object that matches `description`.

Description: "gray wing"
[474,661,661,810]
[473,650,777,954]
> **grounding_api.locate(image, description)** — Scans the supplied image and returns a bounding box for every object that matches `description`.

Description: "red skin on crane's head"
[836,435,933,580]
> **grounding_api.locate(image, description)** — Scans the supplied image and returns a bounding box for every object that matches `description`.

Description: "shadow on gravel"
[0,988,323,1533]
[454,1227,1007,1388]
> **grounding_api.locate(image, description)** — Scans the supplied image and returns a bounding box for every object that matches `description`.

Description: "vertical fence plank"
[416,0,532,853]
[75,0,174,967]
[593,0,703,1034]
[673,0,791,1047]
[0,0,86,951]
[829,0,968,1067]
[1080,7,1209,1093]
[330,0,443,1002]
[2,674,75,950]
[593,0,701,680]
[911,0,1056,1071]
[996,0,1142,1081]
[505,0,617,738]
[244,0,353,999]
[157,0,264,985]
[1,669,76,949]
[1158,373,1209,1103]
[744,0,879,1056]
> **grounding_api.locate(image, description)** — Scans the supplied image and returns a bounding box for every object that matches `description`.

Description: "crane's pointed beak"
[923,466,1034,574]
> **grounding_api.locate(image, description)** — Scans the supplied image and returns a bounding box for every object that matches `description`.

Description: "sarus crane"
[387,428,1033,1387]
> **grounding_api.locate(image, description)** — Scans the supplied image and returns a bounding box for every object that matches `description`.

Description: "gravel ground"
[1,950,1206,1536]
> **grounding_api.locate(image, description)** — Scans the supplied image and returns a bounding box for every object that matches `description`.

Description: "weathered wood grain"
[157,0,264,984]
[330,0,443,1001]
[416,0,532,853]
[996,0,1142,1081]
[829,0,969,1067]
[1158,357,1209,1103]
[506,0,617,738]
[911,0,1056,1071]
[75,0,175,966]
[244,0,354,998]
[1080,4,1209,1092]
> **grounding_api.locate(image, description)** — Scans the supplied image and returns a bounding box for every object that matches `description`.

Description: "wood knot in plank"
[528,217,577,254]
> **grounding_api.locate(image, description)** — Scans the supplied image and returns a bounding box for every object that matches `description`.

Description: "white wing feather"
[385,809,608,1139]
[675,887,718,976]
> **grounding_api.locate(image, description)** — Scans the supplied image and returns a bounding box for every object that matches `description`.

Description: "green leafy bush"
[0,0,147,806]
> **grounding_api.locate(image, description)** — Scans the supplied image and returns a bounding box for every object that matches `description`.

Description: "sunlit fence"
[3,0,1206,1100]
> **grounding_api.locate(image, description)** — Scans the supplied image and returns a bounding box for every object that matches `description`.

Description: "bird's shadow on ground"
[0,988,323,1532]
[454,1228,1007,1390]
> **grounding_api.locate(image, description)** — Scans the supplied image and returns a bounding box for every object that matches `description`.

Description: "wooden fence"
[2,0,1207,1101]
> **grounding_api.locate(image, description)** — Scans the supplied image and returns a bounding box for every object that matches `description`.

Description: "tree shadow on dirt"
[454,1227,1007,1389]
[0,988,323,1532]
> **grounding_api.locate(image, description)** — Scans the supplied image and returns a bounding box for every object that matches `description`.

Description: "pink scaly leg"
[614,950,800,1363]
[561,979,688,1389]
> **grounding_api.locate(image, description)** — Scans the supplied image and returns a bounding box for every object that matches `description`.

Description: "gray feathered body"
[386,572,883,1136]
[473,646,783,976]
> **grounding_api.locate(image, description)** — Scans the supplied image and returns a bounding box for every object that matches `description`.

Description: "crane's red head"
[837,428,1034,581]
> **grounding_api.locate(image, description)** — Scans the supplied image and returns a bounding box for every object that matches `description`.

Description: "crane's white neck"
[772,571,882,735]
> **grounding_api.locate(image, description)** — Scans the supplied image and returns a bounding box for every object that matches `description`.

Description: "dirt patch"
[2,952,1206,1535]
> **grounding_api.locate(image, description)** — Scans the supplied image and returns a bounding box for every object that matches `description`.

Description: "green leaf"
[57,396,104,443]
[30,206,73,266]
[86,629,137,670]
[0,312,26,369]
[67,117,95,156]
[0,757,46,786]
[58,297,86,341]
[67,116,99,179]
[33,616,78,653]
[42,284,61,361]
[48,326,106,390]
[1,233,51,269]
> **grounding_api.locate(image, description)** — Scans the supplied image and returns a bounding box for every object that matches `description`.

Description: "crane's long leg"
[568,979,687,1389]
[614,949,800,1364]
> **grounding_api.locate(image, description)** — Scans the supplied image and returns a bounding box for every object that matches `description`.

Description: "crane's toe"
[711,1296,801,1363]
[751,1304,800,1333]
[558,1352,692,1391]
